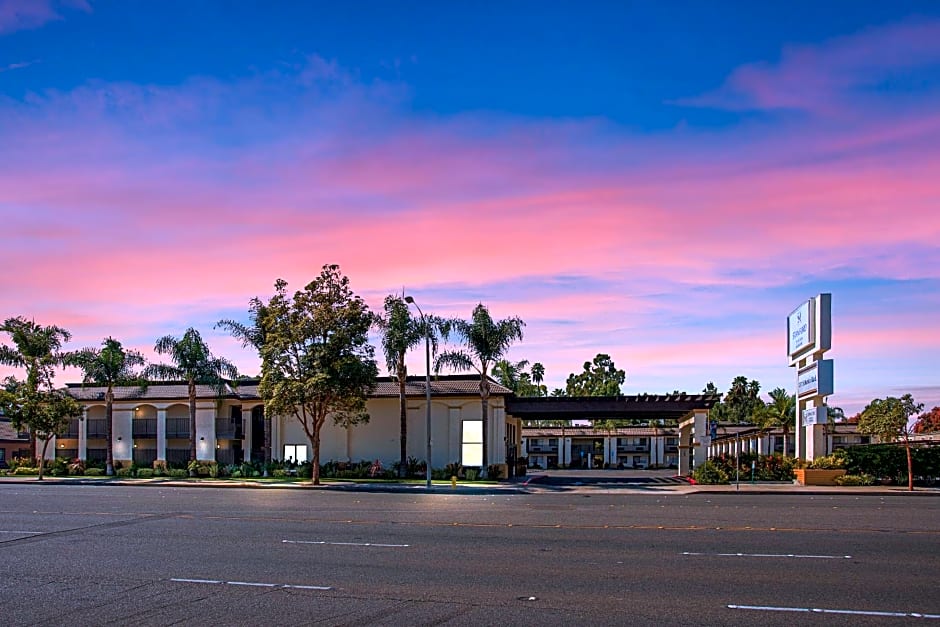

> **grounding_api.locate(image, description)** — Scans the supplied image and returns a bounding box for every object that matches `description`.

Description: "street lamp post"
[405,296,433,489]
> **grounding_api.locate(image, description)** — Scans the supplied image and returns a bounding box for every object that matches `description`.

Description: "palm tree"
[756,387,796,456]
[0,317,73,462]
[436,304,524,474]
[530,362,545,396]
[375,294,439,477]
[145,328,237,465]
[67,338,147,476]
[217,300,271,466]
[491,359,530,393]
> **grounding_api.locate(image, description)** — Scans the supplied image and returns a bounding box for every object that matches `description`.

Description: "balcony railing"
[617,445,649,452]
[166,448,190,465]
[216,448,237,466]
[86,448,107,463]
[526,446,558,453]
[55,448,78,460]
[132,418,157,439]
[86,419,108,439]
[215,418,242,440]
[133,448,157,467]
[60,420,80,439]
[166,417,189,439]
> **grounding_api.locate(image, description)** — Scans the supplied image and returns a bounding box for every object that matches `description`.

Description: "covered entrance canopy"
[506,393,720,476]
[505,394,719,423]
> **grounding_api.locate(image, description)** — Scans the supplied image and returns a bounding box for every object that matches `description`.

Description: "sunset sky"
[2,1,939,415]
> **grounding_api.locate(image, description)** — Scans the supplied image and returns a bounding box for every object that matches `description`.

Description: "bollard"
[451,476,457,489]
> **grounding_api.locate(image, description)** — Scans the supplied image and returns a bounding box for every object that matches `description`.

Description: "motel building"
[34,378,873,474]
[52,375,521,472]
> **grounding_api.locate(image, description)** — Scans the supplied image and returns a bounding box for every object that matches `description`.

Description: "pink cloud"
[679,18,940,115]
[0,0,90,34]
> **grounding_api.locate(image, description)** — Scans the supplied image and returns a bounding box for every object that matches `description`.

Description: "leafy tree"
[822,405,845,455]
[722,376,763,424]
[255,266,379,485]
[755,387,795,456]
[550,388,566,397]
[565,354,625,396]
[0,380,82,479]
[858,394,924,491]
[437,304,525,473]
[67,338,147,476]
[217,303,274,466]
[0,317,74,460]
[530,362,545,396]
[145,328,238,464]
[913,407,940,434]
[375,294,440,477]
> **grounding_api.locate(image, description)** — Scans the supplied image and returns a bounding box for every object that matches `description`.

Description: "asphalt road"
[1,484,938,626]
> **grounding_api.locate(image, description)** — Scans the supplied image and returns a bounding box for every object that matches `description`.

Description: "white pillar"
[603,437,611,467]
[156,409,167,463]
[562,437,571,468]
[78,408,88,461]
[693,410,707,469]
[242,408,253,462]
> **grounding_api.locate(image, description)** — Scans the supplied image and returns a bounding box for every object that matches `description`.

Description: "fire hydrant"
[451,476,457,489]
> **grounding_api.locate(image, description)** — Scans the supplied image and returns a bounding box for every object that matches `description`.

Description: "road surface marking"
[728,604,940,618]
[684,552,851,559]
[171,578,331,591]
[282,540,409,547]
[0,530,44,535]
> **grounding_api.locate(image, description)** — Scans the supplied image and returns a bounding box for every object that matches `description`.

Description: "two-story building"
[55,375,518,471]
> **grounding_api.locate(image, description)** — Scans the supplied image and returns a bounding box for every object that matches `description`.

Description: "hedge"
[844,444,940,485]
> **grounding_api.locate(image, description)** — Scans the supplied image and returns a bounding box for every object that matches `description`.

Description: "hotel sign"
[788,300,813,356]
[797,360,833,398]
[802,406,828,426]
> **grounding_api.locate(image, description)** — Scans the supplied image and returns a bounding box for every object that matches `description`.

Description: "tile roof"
[66,383,238,401]
[65,375,509,403]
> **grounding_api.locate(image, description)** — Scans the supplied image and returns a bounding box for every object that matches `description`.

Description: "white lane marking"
[728,604,940,619]
[684,551,852,559]
[282,540,410,547]
[0,530,44,535]
[171,578,331,591]
[171,578,222,584]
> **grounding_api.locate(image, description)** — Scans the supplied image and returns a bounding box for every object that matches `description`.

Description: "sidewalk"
[1,474,938,496]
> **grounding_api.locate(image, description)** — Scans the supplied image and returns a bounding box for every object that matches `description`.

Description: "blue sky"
[1,0,939,415]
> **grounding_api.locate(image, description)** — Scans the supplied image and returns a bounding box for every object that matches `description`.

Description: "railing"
[215,418,242,440]
[166,448,190,465]
[86,419,108,439]
[133,448,157,467]
[215,449,237,466]
[526,446,558,453]
[166,417,189,439]
[617,445,649,452]
[60,420,80,439]
[86,448,107,463]
[55,448,78,460]
[132,418,157,438]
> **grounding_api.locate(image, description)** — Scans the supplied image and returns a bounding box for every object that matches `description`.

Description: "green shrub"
[116,467,134,477]
[136,468,154,479]
[67,460,86,475]
[834,473,876,486]
[271,469,287,478]
[83,468,104,476]
[13,467,39,475]
[464,468,479,481]
[297,462,312,479]
[693,460,729,484]
[844,444,940,485]
[168,469,188,478]
[810,453,846,470]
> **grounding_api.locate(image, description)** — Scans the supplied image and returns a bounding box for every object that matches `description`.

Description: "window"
[0,448,5,461]
[283,444,308,463]
[548,438,558,446]
[462,420,483,467]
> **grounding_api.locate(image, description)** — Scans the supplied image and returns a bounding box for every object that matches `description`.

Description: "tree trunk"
[398,365,407,478]
[106,387,115,476]
[38,437,51,480]
[188,380,197,474]
[312,418,322,486]
[263,409,271,467]
[480,377,490,476]
[906,440,914,491]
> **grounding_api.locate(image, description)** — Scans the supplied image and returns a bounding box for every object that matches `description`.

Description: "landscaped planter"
[794,469,846,486]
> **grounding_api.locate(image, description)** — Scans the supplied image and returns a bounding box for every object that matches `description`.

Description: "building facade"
[56,376,519,470]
